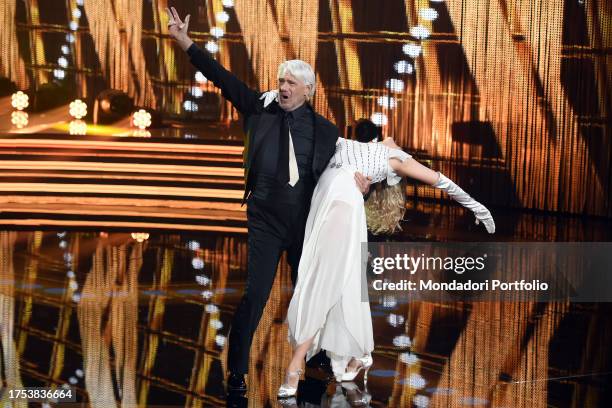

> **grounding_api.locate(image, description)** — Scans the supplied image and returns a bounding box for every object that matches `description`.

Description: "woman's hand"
[166,7,194,51]
[473,206,496,234]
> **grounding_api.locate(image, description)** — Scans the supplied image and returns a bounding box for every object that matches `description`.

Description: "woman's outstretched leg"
[278,336,315,397]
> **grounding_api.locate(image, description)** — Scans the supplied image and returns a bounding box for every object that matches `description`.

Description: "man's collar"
[286,102,311,119]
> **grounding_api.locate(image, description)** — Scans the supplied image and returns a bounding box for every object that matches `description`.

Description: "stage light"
[76,0,84,5]
[132,129,151,137]
[387,313,405,326]
[410,25,430,39]
[11,111,28,129]
[393,334,412,347]
[195,274,210,285]
[192,257,204,270]
[61,45,70,54]
[215,335,226,347]
[216,11,230,23]
[406,373,426,389]
[201,290,213,299]
[131,232,149,242]
[381,295,397,308]
[94,89,134,124]
[66,33,76,43]
[54,69,66,79]
[419,8,439,21]
[58,56,68,68]
[187,240,200,250]
[205,41,219,53]
[72,8,82,19]
[69,99,87,119]
[377,96,397,109]
[210,319,223,330]
[403,43,422,58]
[191,86,204,98]
[210,27,224,38]
[69,21,79,31]
[413,395,430,407]
[11,91,29,110]
[371,112,388,126]
[222,0,234,7]
[399,352,419,365]
[394,60,414,74]
[195,72,207,83]
[205,304,219,313]
[69,120,87,135]
[132,109,152,129]
[385,78,405,92]
[183,100,199,112]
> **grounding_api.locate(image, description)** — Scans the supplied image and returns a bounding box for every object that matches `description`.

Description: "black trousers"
[228,195,308,374]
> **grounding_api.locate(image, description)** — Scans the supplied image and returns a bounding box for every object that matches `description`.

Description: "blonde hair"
[364,180,407,235]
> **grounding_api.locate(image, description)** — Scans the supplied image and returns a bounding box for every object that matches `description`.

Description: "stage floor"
[1,214,610,407]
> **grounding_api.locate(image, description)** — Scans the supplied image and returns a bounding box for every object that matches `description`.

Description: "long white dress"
[286,137,411,373]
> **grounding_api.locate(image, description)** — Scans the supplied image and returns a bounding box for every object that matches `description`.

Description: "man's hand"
[166,7,194,51]
[354,172,372,195]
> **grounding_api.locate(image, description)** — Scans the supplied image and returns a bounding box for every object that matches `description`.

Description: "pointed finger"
[171,7,183,25]
[165,7,174,23]
[184,15,190,32]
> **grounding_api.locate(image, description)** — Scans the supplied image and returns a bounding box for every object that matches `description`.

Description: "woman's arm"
[167,7,259,115]
[389,156,439,186]
[385,138,495,233]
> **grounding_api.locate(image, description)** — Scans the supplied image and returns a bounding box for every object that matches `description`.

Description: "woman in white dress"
[278,135,495,398]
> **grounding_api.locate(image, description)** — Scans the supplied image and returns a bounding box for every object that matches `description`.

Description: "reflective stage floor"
[1,211,611,408]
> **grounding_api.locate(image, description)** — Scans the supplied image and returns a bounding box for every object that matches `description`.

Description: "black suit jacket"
[187,44,339,203]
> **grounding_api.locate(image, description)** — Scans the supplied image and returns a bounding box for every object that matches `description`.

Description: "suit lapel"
[250,111,280,166]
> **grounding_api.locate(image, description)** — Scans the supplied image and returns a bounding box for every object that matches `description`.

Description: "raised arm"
[387,138,495,234]
[166,7,259,115]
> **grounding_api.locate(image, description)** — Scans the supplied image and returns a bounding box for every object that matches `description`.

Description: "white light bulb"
[403,43,422,58]
[58,56,68,68]
[410,25,431,39]
[11,91,29,110]
[132,109,152,130]
[191,86,204,98]
[394,60,414,74]
[216,11,230,23]
[420,8,439,21]
[54,69,66,79]
[210,27,224,38]
[11,111,28,129]
[69,99,87,119]
[377,96,397,109]
[205,41,219,53]
[371,112,388,126]
[222,0,234,8]
[385,78,405,93]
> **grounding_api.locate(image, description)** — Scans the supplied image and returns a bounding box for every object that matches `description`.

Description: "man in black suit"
[166,8,371,393]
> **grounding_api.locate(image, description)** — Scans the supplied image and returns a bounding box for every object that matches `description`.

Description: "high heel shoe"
[277,369,303,398]
[341,355,373,384]
[342,381,373,407]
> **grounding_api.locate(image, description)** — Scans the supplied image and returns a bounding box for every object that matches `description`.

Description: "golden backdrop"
[2,0,611,216]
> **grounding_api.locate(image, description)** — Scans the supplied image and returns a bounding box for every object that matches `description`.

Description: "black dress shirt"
[251,102,315,202]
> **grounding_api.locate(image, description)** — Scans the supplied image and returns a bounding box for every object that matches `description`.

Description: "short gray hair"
[277,60,316,98]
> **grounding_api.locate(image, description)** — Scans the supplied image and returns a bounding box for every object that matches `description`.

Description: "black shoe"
[227,372,247,393]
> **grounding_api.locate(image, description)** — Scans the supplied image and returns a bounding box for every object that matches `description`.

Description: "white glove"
[433,172,495,234]
[259,90,278,108]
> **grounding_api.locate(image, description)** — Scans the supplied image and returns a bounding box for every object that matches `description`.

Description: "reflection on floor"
[1,211,611,407]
